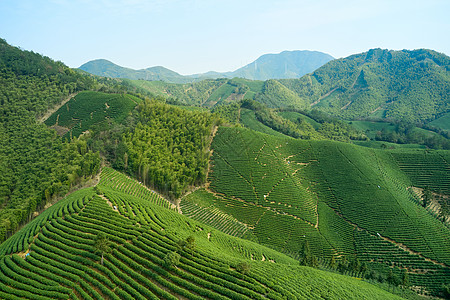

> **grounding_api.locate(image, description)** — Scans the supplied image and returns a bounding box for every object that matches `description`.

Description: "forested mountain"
[124,48,450,127]
[79,50,334,83]
[0,38,101,242]
[280,48,450,123]
[79,59,193,83]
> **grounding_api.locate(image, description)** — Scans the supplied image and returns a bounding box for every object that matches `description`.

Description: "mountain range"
[1,37,449,299]
[79,50,334,83]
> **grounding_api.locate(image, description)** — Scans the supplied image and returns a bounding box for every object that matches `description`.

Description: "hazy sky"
[1,0,449,74]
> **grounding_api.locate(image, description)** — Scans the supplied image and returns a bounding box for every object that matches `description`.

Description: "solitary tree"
[94,233,111,265]
[329,256,336,270]
[422,186,433,208]
[236,261,251,275]
[177,235,196,252]
[440,198,449,223]
[401,269,409,291]
[164,251,180,268]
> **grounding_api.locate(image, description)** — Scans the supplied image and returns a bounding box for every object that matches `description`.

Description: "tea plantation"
[44,91,141,139]
[0,168,401,299]
[182,126,450,296]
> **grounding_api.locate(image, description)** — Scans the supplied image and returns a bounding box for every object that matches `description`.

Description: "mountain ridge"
[79,50,334,83]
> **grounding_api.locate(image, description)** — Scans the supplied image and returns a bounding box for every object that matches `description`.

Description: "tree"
[360,262,368,278]
[401,269,409,291]
[185,235,196,251]
[94,233,111,265]
[299,241,318,267]
[440,197,449,223]
[329,256,336,270]
[422,186,433,208]
[387,270,394,289]
[236,261,251,275]
[337,256,348,274]
[164,251,180,268]
[177,235,196,252]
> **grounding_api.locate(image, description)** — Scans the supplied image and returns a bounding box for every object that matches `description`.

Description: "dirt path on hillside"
[38,92,78,123]
[310,88,337,107]
[328,203,448,268]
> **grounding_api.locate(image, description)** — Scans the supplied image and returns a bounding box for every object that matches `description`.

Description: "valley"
[0,37,449,299]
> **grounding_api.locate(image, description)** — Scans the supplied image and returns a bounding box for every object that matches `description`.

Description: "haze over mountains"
[79,50,334,83]
[1,37,449,299]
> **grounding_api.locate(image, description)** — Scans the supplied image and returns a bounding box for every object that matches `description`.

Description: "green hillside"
[430,112,450,131]
[181,127,450,296]
[123,48,450,128]
[0,168,401,300]
[280,48,450,123]
[79,59,194,84]
[44,91,141,139]
[0,38,101,243]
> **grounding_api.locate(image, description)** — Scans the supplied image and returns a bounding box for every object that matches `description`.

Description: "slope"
[0,38,101,244]
[182,127,450,296]
[44,91,142,139]
[79,59,193,84]
[230,50,334,80]
[0,168,401,300]
[280,48,450,123]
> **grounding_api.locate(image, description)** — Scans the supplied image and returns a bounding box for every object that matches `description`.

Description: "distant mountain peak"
[78,50,334,83]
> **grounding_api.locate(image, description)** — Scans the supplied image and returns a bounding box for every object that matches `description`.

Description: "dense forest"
[122,48,450,131]
[123,100,220,199]
[0,39,101,242]
[280,48,450,122]
[213,99,368,142]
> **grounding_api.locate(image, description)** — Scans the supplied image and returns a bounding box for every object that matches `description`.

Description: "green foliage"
[256,79,307,109]
[236,261,251,275]
[163,251,181,268]
[45,91,141,139]
[212,102,241,124]
[299,241,318,267]
[422,186,433,208]
[0,39,101,243]
[0,176,402,299]
[429,112,450,131]
[123,99,219,198]
[280,48,450,123]
[204,126,450,295]
[94,232,111,265]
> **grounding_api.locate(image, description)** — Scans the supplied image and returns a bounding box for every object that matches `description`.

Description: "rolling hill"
[79,50,334,83]
[122,48,450,127]
[181,127,450,296]
[280,48,450,123]
[1,37,450,299]
[0,167,402,299]
[44,91,142,140]
[79,59,194,83]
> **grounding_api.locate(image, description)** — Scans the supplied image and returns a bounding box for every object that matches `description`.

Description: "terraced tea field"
[45,91,141,139]
[0,169,401,299]
[182,126,450,295]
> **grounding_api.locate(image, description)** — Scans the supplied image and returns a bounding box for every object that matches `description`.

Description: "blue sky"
[1,0,449,74]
